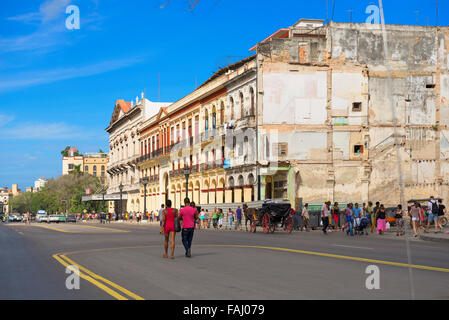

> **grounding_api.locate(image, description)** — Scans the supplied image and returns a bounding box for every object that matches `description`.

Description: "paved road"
[1,221,448,300]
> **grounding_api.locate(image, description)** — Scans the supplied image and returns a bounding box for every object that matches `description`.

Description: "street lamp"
[183,166,190,201]
[101,189,106,213]
[119,183,124,221]
[141,177,149,217]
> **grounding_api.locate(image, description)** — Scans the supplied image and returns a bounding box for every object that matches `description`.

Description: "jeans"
[181,228,194,254]
[346,219,354,236]
[228,218,233,230]
[322,217,329,233]
[235,218,241,230]
[213,218,218,228]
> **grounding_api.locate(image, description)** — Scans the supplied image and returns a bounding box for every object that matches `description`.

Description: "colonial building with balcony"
[137,56,258,211]
[106,94,171,213]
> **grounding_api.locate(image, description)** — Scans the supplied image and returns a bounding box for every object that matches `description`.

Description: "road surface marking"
[52,253,144,300]
[52,254,128,300]
[212,245,449,273]
[35,225,74,233]
[332,244,374,250]
[75,225,129,233]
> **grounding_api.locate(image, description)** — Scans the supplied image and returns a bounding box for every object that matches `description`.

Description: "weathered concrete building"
[255,19,449,206]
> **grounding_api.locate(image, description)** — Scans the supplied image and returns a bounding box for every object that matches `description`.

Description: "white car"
[48,215,60,223]
[37,214,49,223]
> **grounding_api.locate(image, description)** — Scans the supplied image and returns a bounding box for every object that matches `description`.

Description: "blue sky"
[0,0,447,189]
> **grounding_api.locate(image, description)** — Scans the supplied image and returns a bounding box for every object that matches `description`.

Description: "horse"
[243,204,259,232]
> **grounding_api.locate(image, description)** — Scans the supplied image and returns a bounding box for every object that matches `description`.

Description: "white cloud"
[0,122,105,140]
[7,0,72,24]
[0,56,144,92]
[0,114,15,127]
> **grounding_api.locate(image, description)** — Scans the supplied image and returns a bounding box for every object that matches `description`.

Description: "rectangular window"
[274,142,288,157]
[354,145,364,154]
[352,102,362,112]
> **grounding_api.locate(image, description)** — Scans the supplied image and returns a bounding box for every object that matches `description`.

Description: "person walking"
[218,209,224,230]
[200,208,205,229]
[227,208,234,231]
[321,201,330,234]
[370,202,380,233]
[159,204,165,234]
[179,198,198,258]
[376,204,387,235]
[426,196,439,234]
[161,199,178,259]
[235,206,242,231]
[409,202,421,237]
[212,208,218,229]
[366,202,373,230]
[301,203,310,232]
[344,203,354,236]
[331,202,340,230]
[437,199,446,232]
[395,204,404,236]
[353,203,362,234]
[205,210,211,229]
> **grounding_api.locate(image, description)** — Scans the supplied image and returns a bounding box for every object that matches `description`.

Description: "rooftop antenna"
[326,0,328,24]
[331,0,336,22]
[425,16,429,26]
[436,0,439,26]
[346,9,353,23]
[414,10,419,25]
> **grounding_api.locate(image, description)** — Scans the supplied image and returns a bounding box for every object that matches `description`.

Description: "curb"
[419,234,449,244]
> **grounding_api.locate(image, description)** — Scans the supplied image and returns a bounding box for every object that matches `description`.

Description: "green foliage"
[61,146,71,157]
[9,174,103,214]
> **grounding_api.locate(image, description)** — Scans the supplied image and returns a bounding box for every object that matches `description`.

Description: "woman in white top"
[301,204,310,232]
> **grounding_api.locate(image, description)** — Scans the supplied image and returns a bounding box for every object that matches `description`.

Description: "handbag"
[174,217,181,233]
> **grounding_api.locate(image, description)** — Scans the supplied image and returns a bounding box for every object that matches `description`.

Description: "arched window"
[230,97,234,120]
[93,165,97,171]
[101,165,105,171]
[240,92,244,117]
[250,87,255,115]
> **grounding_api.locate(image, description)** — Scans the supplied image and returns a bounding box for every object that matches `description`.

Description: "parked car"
[49,214,66,223]
[8,214,23,223]
[37,212,49,223]
[66,214,77,223]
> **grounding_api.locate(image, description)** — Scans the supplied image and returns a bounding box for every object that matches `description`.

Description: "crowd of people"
[310,196,447,237]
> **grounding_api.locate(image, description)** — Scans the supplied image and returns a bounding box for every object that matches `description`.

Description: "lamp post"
[141,177,149,217]
[119,183,124,221]
[183,166,190,201]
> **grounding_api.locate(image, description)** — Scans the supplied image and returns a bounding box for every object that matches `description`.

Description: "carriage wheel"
[250,221,256,233]
[285,216,293,234]
[441,217,448,228]
[262,214,270,234]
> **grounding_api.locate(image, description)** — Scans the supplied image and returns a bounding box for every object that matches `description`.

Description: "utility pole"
[414,10,419,25]
[436,0,439,26]
[346,9,353,23]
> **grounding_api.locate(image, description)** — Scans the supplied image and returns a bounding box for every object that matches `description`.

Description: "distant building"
[0,187,11,214]
[62,149,109,186]
[34,178,47,191]
[26,187,33,193]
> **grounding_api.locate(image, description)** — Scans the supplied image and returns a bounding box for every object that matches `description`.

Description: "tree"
[61,146,71,157]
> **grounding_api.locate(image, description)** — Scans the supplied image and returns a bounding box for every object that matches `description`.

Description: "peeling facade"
[256,19,449,207]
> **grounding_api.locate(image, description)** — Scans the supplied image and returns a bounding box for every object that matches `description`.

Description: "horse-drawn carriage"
[246,201,293,234]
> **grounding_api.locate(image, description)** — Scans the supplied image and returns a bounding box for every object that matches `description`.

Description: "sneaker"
[187,248,191,258]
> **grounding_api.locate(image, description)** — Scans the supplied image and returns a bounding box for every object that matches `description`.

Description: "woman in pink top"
[161,199,178,259]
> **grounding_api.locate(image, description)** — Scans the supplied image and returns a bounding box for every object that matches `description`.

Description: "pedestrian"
[321,201,330,234]
[353,203,361,234]
[235,206,242,230]
[370,202,380,233]
[161,199,178,259]
[212,208,218,229]
[206,209,211,228]
[200,208,205,229]
[227,208,234,230]
[218,209,224,230]
[395,204,404,236]
[344,203,354,236]
[409,202,421,237]
[366,202,373,230]
[425,196,439,234]
[437,199,446,231]
[331,202,340,230]
[301,203,310,231]
[376,204,387,235]
[179,198,198,258]
[159,204,165,234]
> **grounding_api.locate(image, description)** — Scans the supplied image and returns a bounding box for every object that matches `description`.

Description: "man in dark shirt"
[437,199,446,232]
